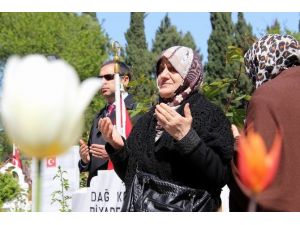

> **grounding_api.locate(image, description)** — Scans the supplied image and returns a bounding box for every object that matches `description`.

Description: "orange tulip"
[238,128,282,194]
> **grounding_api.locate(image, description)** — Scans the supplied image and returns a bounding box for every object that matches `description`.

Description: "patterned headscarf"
[244,34,300,89]
[157,46,204,106]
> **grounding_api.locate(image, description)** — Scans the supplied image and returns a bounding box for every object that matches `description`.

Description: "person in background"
[229,34,300,211]
[99,46,234,211]
[78,60,136,187]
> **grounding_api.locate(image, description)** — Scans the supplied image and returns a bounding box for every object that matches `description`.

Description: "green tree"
[206,12,235,82]
[152,14,200,55]
[202,46,251,127]
[82,12,97,22]
[266,19,281,34]
[181,32,197,51]
[181,31,202,60]
[232,12,255,109]
[205,13,235,107]
[0,172,21,210]
[0,12,108,81]
[125,12,156,107]
[125,12,152,79]
[235,12,256,53]
[0,132,11,162]
[286,30,300,42]
[152,14,182,55]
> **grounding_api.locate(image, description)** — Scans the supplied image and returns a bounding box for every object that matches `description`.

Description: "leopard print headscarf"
[244,34,300,89]
[157,46,204,107]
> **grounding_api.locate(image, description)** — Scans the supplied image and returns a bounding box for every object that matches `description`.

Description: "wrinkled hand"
[98,117,124,150]
[89,144,109,160]
[79,139,90,164]
[155,103,192,141]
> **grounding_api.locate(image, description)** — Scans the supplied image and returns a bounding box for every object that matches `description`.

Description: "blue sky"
[97,12,300,62]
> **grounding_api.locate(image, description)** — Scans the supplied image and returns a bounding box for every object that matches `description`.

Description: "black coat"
[107,92,234,210]
[78,94,136,187]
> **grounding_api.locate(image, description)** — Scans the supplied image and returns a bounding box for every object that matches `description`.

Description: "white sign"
[72,170,125,212]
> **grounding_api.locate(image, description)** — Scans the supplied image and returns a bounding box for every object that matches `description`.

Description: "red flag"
[12,144,22,169]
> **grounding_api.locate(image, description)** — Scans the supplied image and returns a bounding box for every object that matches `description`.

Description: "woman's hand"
[79,139,90,164]
[231,124,240,139]
[98,117,124,150]
[155,103,192,141]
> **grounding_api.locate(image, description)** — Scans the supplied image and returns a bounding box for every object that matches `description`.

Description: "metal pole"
[112,41,124,137]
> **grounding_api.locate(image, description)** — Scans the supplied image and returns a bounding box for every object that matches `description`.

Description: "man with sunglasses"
[78,60,136,187]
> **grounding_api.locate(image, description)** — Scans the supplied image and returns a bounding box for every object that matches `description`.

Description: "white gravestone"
[72,170,125,212]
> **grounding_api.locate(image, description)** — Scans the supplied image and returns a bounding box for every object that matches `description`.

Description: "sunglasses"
[157,61,178,76]
[96,74,124,81]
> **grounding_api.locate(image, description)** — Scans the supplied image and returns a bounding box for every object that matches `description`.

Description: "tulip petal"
[238,128,282,194]
[59,77,102,149]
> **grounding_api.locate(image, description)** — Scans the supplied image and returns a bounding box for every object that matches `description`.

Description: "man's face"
[99,64,116,99]
[99,63,129,101]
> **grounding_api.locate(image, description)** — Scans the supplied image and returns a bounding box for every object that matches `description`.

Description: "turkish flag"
[46,157,56,167]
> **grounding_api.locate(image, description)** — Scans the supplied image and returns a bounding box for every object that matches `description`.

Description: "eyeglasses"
[96,74,124,81]
[157,62,178,76]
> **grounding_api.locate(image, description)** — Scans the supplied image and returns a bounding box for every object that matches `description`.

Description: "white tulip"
[0,55,102,159]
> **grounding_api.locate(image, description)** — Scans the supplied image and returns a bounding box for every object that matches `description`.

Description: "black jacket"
[78,94,136,187]
[106,92,234,210]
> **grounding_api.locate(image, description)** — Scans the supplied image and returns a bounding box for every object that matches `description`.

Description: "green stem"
[248,196,256,212]
[34,159,42,212]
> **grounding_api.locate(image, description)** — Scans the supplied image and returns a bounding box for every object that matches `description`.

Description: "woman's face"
[157,61,184,99]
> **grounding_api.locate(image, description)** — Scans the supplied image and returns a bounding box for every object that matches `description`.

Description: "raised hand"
[90,144,109,160]
[98,117,124,150]
[155,103,193,141]
[231,124,240,139]
[79,139,90,164]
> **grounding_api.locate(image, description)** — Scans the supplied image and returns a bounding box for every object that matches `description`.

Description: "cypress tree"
[206,12,235,82]
[235,12,255,53]
[125,12,155,104]
[152,14,200,54]
[181,32,196,49]
[205,12,236,108]
[181,31,202,60]
[152,13,202,69]
[152,14,182,55]
[234,12,255,90]
[266,19,281,34]
[125,12,152,79]
[232,13,255,113]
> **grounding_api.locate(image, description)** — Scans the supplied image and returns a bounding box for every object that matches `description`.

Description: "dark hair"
[101,60,132,80]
